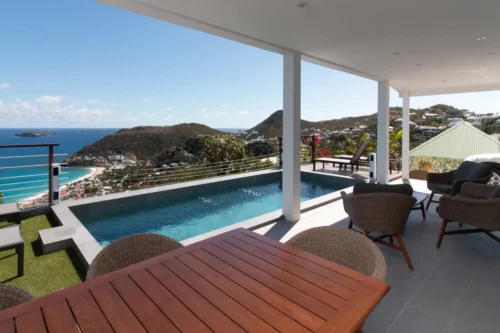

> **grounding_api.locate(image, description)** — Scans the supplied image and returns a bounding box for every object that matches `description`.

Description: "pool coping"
[41,169,358,269]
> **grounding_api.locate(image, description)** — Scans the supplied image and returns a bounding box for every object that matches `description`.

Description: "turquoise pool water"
[77,174,354,246]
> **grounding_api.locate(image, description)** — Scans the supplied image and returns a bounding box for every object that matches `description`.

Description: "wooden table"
[0,228,390,333]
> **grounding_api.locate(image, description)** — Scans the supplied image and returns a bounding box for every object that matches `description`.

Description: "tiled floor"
[254,179,500,333]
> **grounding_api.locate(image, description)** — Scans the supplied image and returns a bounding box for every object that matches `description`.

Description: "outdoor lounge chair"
[341,183,416,270]
[425,161,495,210]
[313,140,370,172]
[436,183,500,248]
[286,226,387,281]
[86,233,183,280]
[0,284,33,310]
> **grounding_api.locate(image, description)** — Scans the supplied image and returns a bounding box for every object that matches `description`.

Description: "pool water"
[78,176,351,246]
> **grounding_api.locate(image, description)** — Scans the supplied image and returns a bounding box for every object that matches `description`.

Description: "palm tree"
[0,192,3,205]
[389,129,403,159]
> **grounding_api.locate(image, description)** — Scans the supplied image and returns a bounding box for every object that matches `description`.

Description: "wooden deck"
[0,228,389,333]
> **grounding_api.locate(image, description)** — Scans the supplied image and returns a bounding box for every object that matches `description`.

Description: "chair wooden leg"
[396,235,414,271]
[420,202,426,219]
[436,219,448,249]
[425,192,434,211]
[348,220,353,230]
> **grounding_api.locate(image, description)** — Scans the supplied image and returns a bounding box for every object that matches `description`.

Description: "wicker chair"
[86,233,183,280]
[425,161,494,210]
[341,189,416,270]
[285,226,387,281]
[0,284,34,311]
[436,183,500,248]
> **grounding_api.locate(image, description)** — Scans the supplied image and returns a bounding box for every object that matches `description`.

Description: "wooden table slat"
[238,229,381,286]
[178,252,311,333]
[42,300,80,333]
[111,276,180,333]
[213,239,345,310]
[0,319,15,333]
[232,232,365,291]
[129,269,212,333]
[67,290,115,333]
[90,282,147,333]
[225,235,355,299]
[202,243,335,320]
[191,248,324,331]
[148,262,246,333]
[15,309,47,333]
[163,258,279,333]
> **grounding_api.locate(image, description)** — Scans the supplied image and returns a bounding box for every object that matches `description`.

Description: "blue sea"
[0,129,118,203]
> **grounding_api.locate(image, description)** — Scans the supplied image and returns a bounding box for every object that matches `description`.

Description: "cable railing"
[0,144,69,206]
[91,154,279,193]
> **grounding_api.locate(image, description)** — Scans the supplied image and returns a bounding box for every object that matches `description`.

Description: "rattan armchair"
[285,226,387,281]
[436,183,500,248]
[0,284,34,311]
[426,161,494,210]
[341,189,416,270]
[86,233,183,280]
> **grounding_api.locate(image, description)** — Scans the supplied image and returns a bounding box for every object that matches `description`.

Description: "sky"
[1,0,500,129]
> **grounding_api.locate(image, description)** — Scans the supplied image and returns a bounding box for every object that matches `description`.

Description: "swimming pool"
[71,171,357,246]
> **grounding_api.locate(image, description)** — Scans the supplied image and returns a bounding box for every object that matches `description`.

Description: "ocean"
[0,128,118,203]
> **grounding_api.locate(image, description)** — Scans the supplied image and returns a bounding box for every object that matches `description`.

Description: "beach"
[18,167,105,207]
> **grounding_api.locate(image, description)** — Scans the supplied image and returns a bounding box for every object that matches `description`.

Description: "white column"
[401,91,410,179]
[282,51,301,222]
[377,81,390,184]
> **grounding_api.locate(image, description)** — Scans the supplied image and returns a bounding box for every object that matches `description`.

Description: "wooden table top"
[0,228,390,333]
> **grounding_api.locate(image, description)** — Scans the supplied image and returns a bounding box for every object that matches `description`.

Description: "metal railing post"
[48,145,54,205]
[311,135,316,163]
[278,136,283,168]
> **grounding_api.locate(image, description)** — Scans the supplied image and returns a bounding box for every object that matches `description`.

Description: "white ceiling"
[99,0,500,96]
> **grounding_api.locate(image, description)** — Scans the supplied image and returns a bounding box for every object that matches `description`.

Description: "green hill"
[70,124,224,161]
[249,110,379,138]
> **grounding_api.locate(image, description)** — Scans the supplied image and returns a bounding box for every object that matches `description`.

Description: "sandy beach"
[18,167,105,205]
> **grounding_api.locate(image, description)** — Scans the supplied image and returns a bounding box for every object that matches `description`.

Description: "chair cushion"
[454,161,492,180]
[353,183,413,196]
[488,186,500,199]
[428,182,452,194]
[487,171,500,186]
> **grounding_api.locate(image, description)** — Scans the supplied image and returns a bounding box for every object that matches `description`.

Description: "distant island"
[15,131,56,137]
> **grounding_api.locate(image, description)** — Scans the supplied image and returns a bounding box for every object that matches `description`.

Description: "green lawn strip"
[0,215,83,298]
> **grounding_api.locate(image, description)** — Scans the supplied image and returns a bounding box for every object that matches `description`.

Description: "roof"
[410,122,500,159]
[100,0,500,96]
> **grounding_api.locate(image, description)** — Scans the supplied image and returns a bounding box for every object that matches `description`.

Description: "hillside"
[249,110,379,138]
[70,124,224,161]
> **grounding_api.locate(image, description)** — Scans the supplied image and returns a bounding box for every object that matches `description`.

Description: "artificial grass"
[0,215,84,298]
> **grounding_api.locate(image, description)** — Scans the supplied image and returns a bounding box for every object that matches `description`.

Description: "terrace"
[1,0,500,331]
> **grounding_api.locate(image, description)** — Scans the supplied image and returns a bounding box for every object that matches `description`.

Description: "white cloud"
[201,107,208,112]
[35,95,62,104]
[88,99,99,104]
[164,106,173,111]
[218,111,228,115]
[139,112,155,118]
[164,115,174,120]
[221,104,228,108]
[240,111,249,115]
[124,117,137,122]
[144,97,152,102]
[0,83,11,90]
